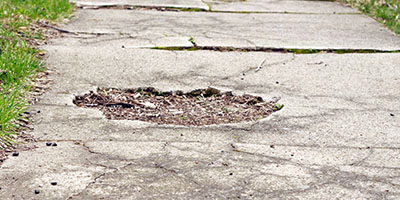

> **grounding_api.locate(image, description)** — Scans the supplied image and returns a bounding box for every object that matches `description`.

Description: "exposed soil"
[74,87,280,126]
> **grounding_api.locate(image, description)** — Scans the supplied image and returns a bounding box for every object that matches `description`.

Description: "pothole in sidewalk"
[73,87,283,126]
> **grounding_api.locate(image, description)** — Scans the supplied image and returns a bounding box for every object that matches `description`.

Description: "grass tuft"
[0,0,72,145]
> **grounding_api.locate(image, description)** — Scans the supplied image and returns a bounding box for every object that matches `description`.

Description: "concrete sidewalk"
[1,0,400,199]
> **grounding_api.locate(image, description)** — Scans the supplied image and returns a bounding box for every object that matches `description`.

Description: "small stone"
[51,143,57,147]
[12,152,19,157]
[229,172,233,176]
[34,189,40,194]
[50,182,57,186]
[275,81,279,84]
[46,142,52,146]
[390,113,395,116]
[180,134,184,136]
[143,102,156,109]
[133,93,141,98]
[270,145,275,148]
[37,110,41,113]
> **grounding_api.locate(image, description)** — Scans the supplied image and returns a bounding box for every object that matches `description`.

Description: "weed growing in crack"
[274,103,284,111]
[189,37,197,47]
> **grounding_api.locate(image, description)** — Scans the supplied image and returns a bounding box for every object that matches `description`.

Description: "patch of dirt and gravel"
[73,87,281,126]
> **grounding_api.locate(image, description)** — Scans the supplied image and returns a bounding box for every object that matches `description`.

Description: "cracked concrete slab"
[61,9,400,50]
[1,1,400,199]
[1,44,399,198]
[70,0,209,9]
[70,0,359,14]
[204,0,359,14]
[0,142,107,199]
[28,48,400,149]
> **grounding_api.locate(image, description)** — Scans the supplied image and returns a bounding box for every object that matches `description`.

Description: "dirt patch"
[73,87,281,126]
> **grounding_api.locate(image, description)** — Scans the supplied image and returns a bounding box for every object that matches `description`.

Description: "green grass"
[0,0,72,145]
[339,0,400,34]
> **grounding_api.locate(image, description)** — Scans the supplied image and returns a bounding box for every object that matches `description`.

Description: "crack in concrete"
[75,4,361,15]
[41,22,114,36]
[66,161,135,199]
[40,139,399,198]
[242,54,296,75]
[148,46,400,54]
[201,0,212,11]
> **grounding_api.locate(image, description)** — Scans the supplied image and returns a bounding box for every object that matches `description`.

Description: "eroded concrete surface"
[1,0,400,199]
[62,9,400,50]
[203,0,359,14]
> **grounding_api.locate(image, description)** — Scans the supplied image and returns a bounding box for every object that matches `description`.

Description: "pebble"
[390,113,395,116]
[34,189,40,194]
[50,182,57,186]
[46,142,52,146]
[143,102,156,109]
[52,143,58,147]
[12,152,19,157]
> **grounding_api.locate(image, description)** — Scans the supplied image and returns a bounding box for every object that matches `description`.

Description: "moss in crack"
[151,46,200,51]
[149,46,400,54]
[178,7,207,12]
[287,49,321,54]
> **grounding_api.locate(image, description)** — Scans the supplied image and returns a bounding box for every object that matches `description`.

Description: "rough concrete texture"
[71,0,209,9]
[1,0,400,199]
[63,10,400,50]
[71,0,359,14]
[203,0,359,13]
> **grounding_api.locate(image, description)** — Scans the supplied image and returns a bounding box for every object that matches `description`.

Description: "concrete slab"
[0,142,107,199]
[204,0,359,14]
[2,2,400,199]
[70,0,359,14]
[29,47,399,149]
[62,10,400,50]
[70,0,209,10]
[2,42,399,198]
